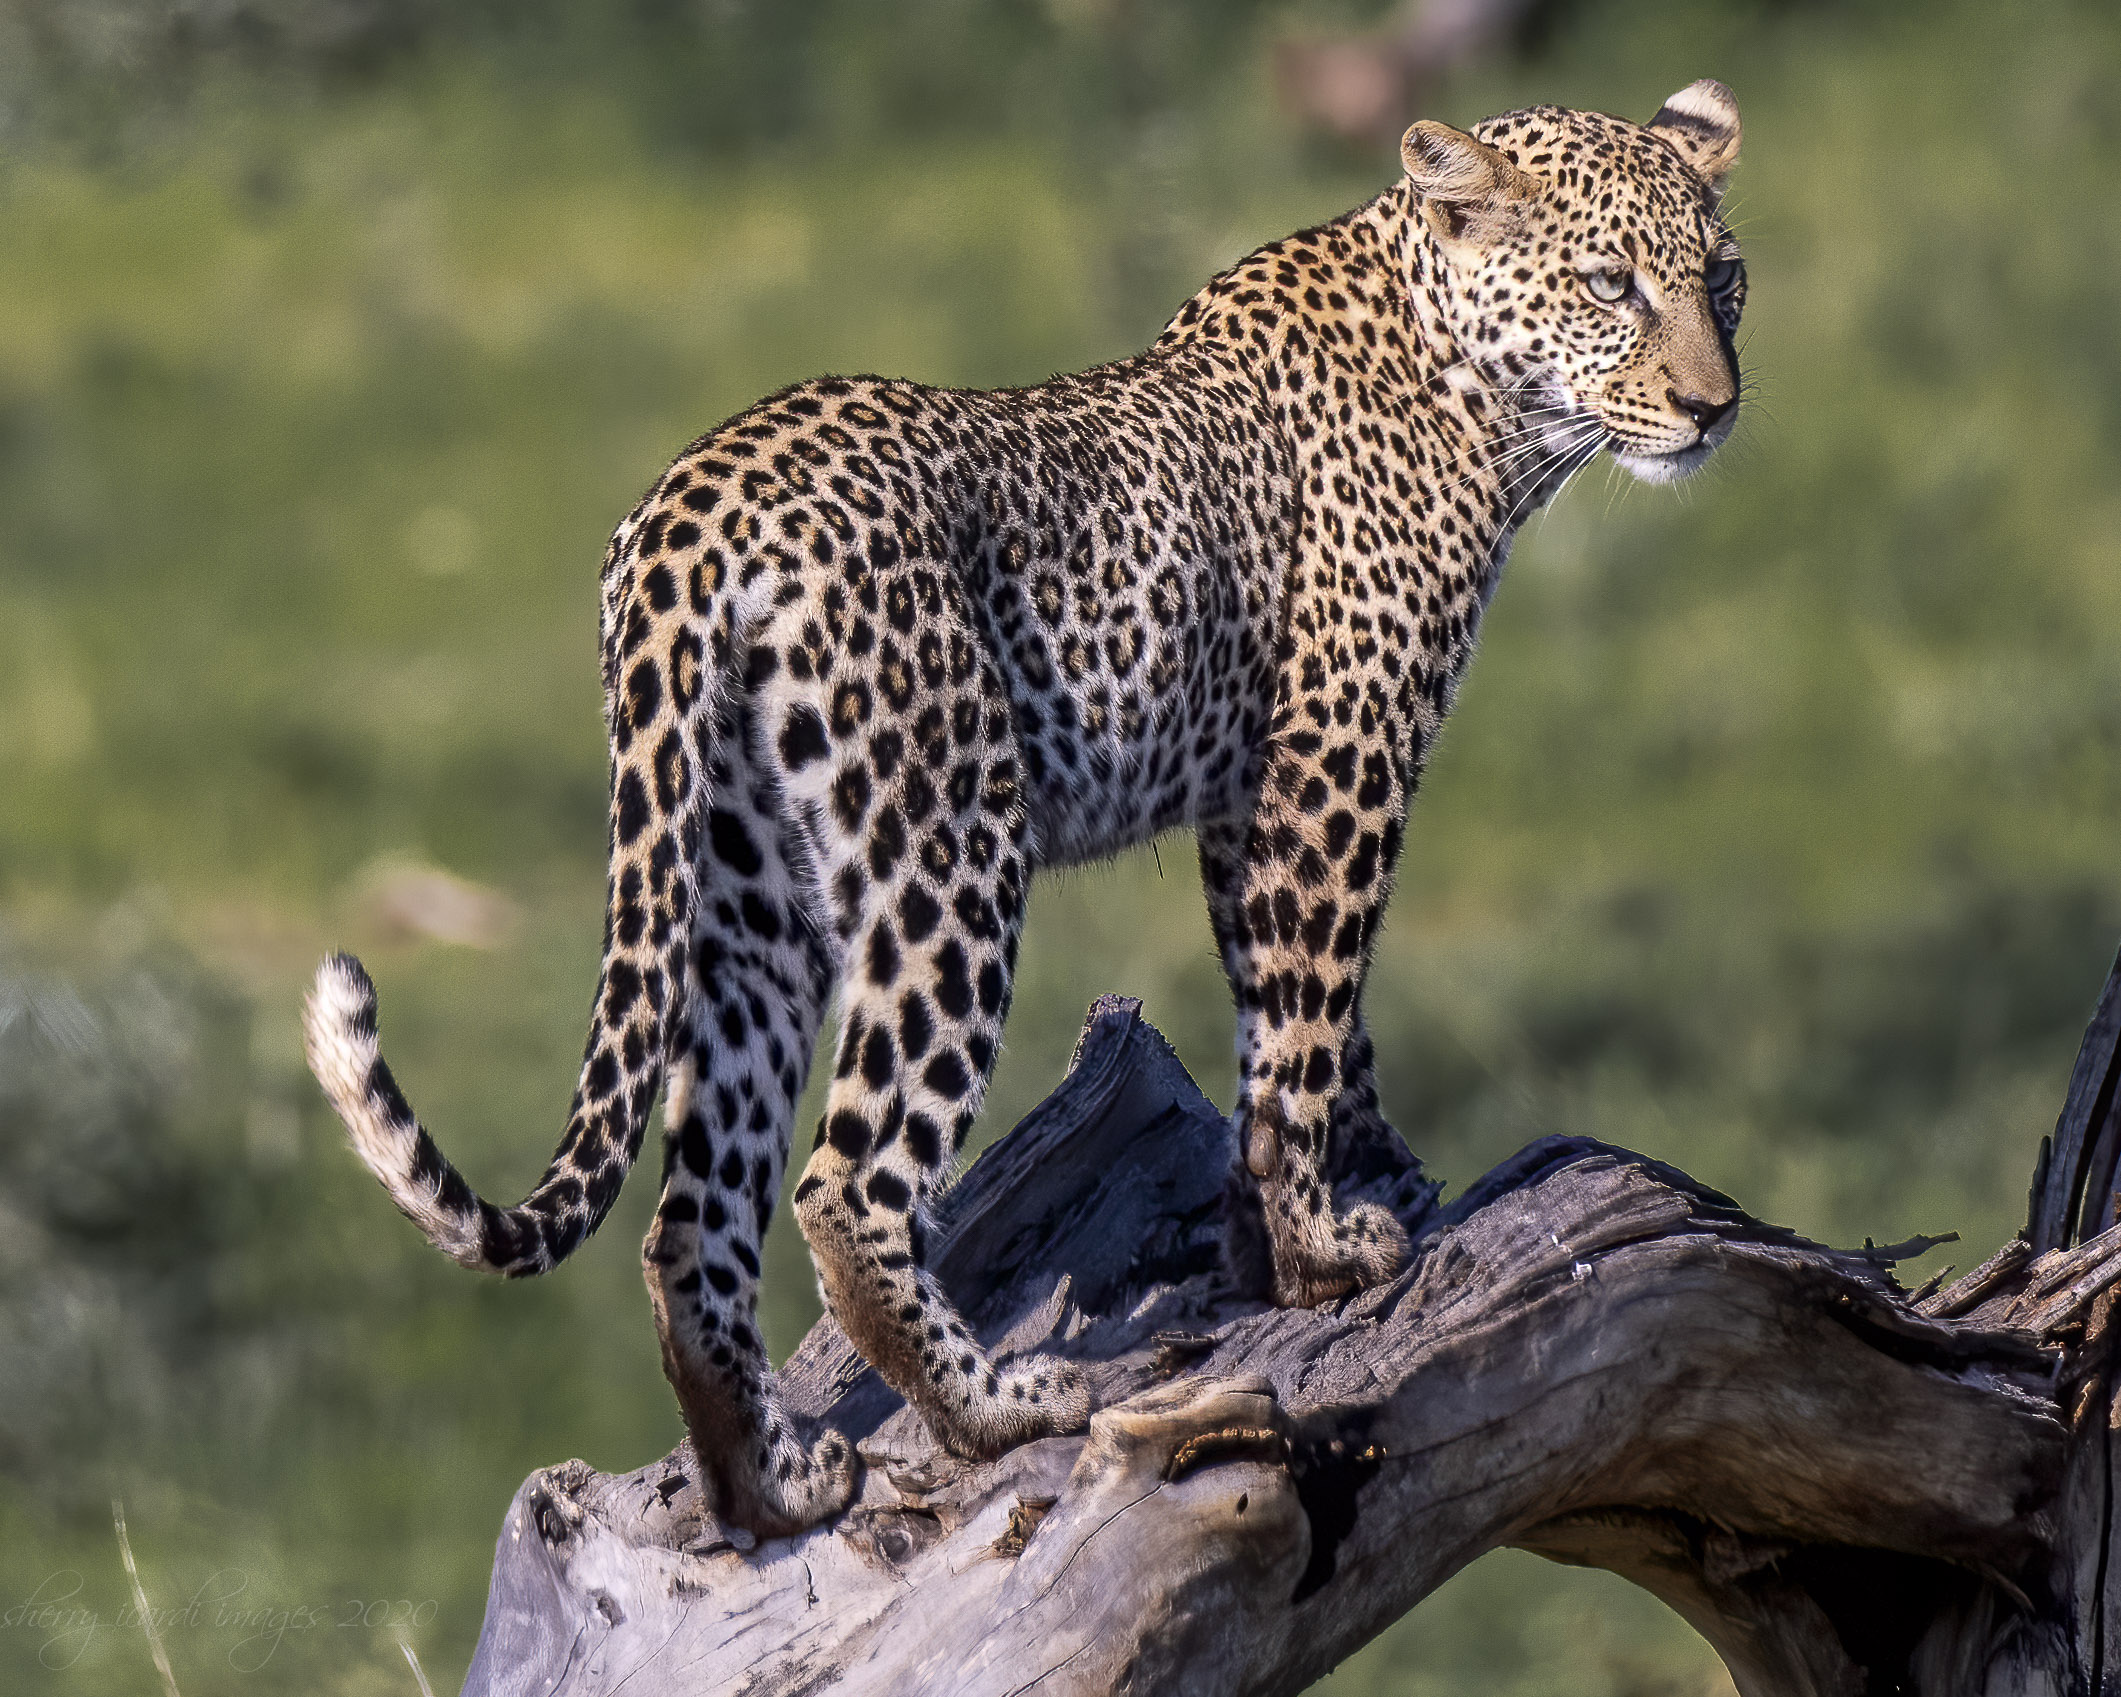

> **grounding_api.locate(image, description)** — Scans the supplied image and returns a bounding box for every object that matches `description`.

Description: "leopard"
[304,81,1746,1538]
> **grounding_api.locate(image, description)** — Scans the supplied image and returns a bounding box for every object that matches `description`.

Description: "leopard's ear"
[1400,121,1535,247]
[1648,80,1741,194]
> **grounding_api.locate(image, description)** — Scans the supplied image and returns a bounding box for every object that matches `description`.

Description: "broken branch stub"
[462,956,2121,1696]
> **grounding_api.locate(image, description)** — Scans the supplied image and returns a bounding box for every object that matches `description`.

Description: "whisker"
[1499,423,1608,530]
[1534,439,1603,527]
[1440,418,1602,513]
[1430,413,1583,495]
[1603,461,1629,520]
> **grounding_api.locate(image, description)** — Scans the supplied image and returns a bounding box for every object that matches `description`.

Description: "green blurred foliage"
[3,0,2119,1692]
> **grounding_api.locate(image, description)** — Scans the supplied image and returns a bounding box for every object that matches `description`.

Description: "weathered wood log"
[461,951,2121,1696]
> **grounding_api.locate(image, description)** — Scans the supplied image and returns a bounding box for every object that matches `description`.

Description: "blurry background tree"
[2,1,2119,1693]
[1278,0,1546,143]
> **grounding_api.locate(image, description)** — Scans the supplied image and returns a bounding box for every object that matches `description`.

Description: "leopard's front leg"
[1200,719,1415,1307]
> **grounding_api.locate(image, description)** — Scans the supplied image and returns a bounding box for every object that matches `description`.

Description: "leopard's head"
[1403,81,1745,485]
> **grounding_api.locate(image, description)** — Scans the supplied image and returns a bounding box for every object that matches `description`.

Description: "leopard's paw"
[933,1353,1093,1460]
[1269,1199,1410,1308]
[695,1418,859,1540]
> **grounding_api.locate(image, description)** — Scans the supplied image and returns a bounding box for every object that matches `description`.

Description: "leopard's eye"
[1704,255,1741,293]
[1583,267,1632,304]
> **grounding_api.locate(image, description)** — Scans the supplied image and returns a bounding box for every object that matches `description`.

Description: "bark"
[460,947,2121,1697]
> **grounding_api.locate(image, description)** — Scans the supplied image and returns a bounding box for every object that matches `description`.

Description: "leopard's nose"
[1669,389,1734,433]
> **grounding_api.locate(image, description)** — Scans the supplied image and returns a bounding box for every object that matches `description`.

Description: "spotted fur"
[305,84,1746,1536]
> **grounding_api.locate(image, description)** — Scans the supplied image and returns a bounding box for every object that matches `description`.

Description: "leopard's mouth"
[1604,404,1738,484]
[1609,438,1719,485]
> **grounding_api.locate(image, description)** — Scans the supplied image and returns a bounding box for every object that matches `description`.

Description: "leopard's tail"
[305,952,632,1274]
[306,506,759,1276]
[305,691,705,1278]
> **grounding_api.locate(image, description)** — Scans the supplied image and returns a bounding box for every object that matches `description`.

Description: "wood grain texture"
[460,966,2121,1696]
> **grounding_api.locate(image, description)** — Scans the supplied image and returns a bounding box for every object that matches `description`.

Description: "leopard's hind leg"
[643,697,855,1536]
[779,569,1091,1458]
